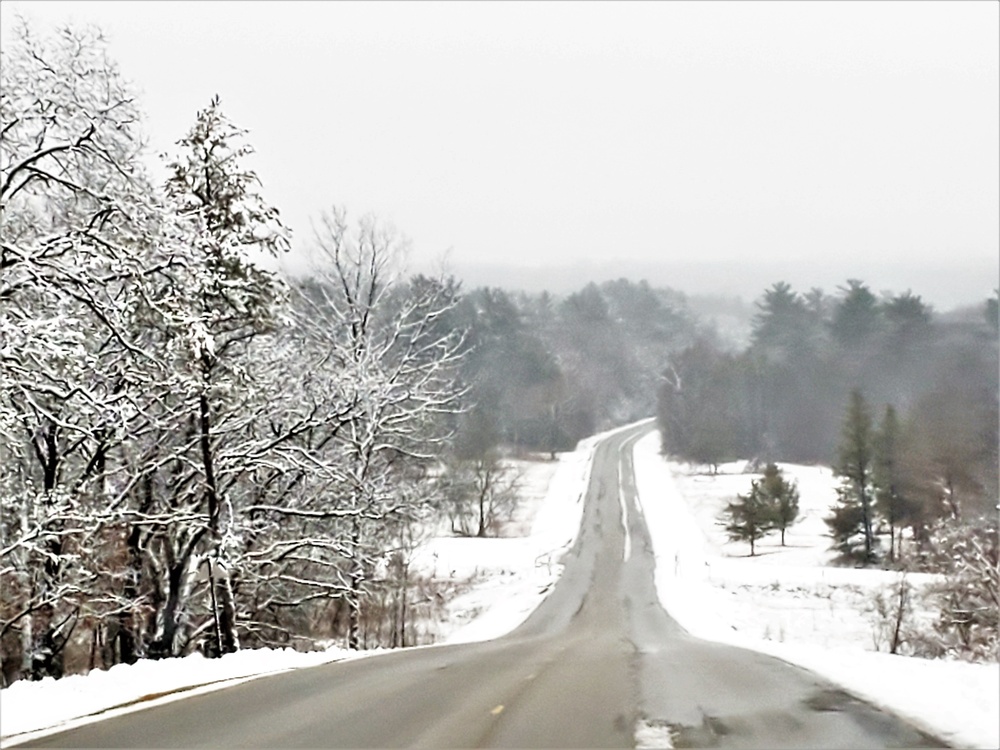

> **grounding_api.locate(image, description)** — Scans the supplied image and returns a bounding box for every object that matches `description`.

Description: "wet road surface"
[19,423,945,748]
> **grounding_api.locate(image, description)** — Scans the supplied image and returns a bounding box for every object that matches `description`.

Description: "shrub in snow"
[867,576,917,655]
[909,520,999,663]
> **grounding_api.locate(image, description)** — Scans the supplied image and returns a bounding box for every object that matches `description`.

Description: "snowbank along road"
[19,423,945,748]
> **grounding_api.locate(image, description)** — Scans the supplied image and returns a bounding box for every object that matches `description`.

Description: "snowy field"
[410,439,595,645]
[632,430,999,750]
[3,424,997,749]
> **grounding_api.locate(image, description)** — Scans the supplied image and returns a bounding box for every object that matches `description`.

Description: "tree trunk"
[31,607,66,680]
[215,569,239,654]
[114,617,138,665]
[347,516,362,650]
[477,463,492,538]
[399,578,407,648]
[198,383,239,656]
[477,494,487,538]
[116,523,145,665]
[149,562,185,658]
[889,578,908,654]
[859,469,874,562]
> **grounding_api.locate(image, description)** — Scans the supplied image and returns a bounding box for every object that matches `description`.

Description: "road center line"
[618,444,632,562]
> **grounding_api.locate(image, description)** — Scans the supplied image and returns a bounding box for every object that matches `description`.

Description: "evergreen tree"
[986,290,999,335]
[831,279,883,349]
[720,480,774,556]
[760,463,799,546]
[751,282,814,358]
[827,389,877,563]
[873,404,916,562]
[882,291,932,345]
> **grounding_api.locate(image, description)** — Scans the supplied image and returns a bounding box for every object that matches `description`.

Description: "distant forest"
[453,276,998,545]
[445,279,701,453]
[655,280,998,533]
[453,281,995,478]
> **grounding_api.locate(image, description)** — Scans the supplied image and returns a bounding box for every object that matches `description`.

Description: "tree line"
[662,280,997,658]
[659,279,997,541]
[447,278,701,456]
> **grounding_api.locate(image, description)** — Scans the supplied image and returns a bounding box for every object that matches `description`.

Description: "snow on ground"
[633,430,1000,750]
[0,647,355,745]
[411,438,595,644]
[4,424,996,749]
[654,453,941,651]
[0,427,613,745]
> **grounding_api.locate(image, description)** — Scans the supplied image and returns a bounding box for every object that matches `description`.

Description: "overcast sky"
[2,1,997,307]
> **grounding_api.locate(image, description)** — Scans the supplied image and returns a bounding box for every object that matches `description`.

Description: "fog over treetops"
[445,255,994,314]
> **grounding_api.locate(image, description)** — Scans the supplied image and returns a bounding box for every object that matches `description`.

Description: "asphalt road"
[21,423,945,748]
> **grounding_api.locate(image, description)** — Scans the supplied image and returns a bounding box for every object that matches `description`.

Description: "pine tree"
[831,280,883,349]
[760,463,799,546]
[873,404,916,562]
[720,480,774,556]
[827,389,877,563]
[984,290,998,335]
[751,282,815,357]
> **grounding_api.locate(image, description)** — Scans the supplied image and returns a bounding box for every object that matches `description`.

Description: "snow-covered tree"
[1,19,165,681]
[913,520,998,662]
[136,96,290,659]
[295,208,466,649]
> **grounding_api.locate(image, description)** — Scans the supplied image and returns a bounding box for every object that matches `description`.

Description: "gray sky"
[2,1,997,307]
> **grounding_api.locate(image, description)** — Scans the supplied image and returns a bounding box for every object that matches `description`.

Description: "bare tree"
[296,208,466,649]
